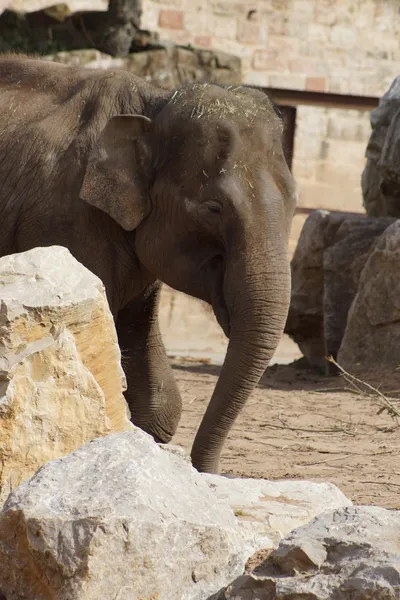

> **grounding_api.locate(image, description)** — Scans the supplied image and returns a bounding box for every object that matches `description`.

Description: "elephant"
[0,55,296,474]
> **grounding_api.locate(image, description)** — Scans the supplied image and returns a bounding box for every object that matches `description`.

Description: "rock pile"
[289,73,400,378]
[219,505,400,600]
[0,430,351,600]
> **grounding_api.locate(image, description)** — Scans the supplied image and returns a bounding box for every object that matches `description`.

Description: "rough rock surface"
[285,209,338,370]
[203,475,351,550]
[0,246,131,505]
[363,75,400,218]
[222,505,400,600]
[0,430,351,600]
[323,215,395,365]
[338,220,400,376]
[0,430,254,600]
[44,46,241,90]
[285,210,394,371]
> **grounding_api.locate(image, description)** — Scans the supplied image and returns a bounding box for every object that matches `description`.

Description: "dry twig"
[328,356,400,421]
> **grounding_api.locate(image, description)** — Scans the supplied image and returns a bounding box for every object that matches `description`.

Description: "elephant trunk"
[190,225,291,474]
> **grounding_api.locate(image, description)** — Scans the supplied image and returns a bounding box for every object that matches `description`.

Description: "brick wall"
[141,0,400,214]
[141,0,400,96]
[293,106,371,212]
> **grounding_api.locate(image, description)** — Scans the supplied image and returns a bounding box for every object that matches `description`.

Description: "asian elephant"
[0,55,296,473]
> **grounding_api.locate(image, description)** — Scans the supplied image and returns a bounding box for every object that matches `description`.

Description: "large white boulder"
[0,246,132,505]
[0,430,351,600]
[0,430,253,600]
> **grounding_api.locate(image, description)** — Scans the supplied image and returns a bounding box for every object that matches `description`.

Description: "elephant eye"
[207,201,222,214]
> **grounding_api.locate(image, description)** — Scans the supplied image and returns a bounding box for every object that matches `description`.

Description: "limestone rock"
[285,210,394,371]
[363,75,400,217]
[0,246,131,505]
[0,426,352,599]
[0,430,256,600]
[44,46,241,90]
[223,506,400,599]
[338,220,400,377]
[203,475,351,550]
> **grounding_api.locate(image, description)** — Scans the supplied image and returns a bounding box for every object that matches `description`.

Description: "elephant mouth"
[208,254,231,339]
[214,301,231,338]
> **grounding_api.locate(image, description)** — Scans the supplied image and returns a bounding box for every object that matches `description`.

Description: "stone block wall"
[141,0,400,96]
[293,106,372,212]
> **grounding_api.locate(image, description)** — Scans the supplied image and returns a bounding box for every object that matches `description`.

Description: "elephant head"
[80,83,296,473]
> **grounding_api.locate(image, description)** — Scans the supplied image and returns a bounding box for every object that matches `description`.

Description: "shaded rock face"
[363,75,400,217]
[323,215,395,368]
[285,210,342,371]
[222,505,400,600]
[0,430,351,600]
[338,219,400,377]
[285,210,395,372]
[0,246,132,506]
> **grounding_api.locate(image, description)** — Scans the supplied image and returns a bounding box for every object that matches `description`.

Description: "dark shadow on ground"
[171,357,346,393]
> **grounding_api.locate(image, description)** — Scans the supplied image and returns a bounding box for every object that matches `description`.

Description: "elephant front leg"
[116,283,182,443]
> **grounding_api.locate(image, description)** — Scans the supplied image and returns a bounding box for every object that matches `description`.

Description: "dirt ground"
[170,353,400,510]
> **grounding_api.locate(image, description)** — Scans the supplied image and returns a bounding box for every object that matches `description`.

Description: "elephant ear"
[80,114,152,231]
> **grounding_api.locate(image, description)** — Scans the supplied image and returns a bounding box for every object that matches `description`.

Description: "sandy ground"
[170,352,400,509]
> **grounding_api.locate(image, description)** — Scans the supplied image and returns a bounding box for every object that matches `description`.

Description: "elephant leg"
[116,283,182,443]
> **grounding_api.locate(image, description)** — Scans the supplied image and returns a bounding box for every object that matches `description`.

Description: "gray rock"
[44,46,241,91]
[338,219,400,377]
[285,209,342,371]
[363,75,400,217]
[223,505,400,599]
[323,216,395,368]
[285,210,393,372]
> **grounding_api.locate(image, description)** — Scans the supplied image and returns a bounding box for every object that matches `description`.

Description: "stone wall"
[141,0,400,95]
[293,106,372,212]
[45,46,240,90]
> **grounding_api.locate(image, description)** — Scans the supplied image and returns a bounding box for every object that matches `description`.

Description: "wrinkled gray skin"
[0,56,296,473]
[362,75,400,217]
